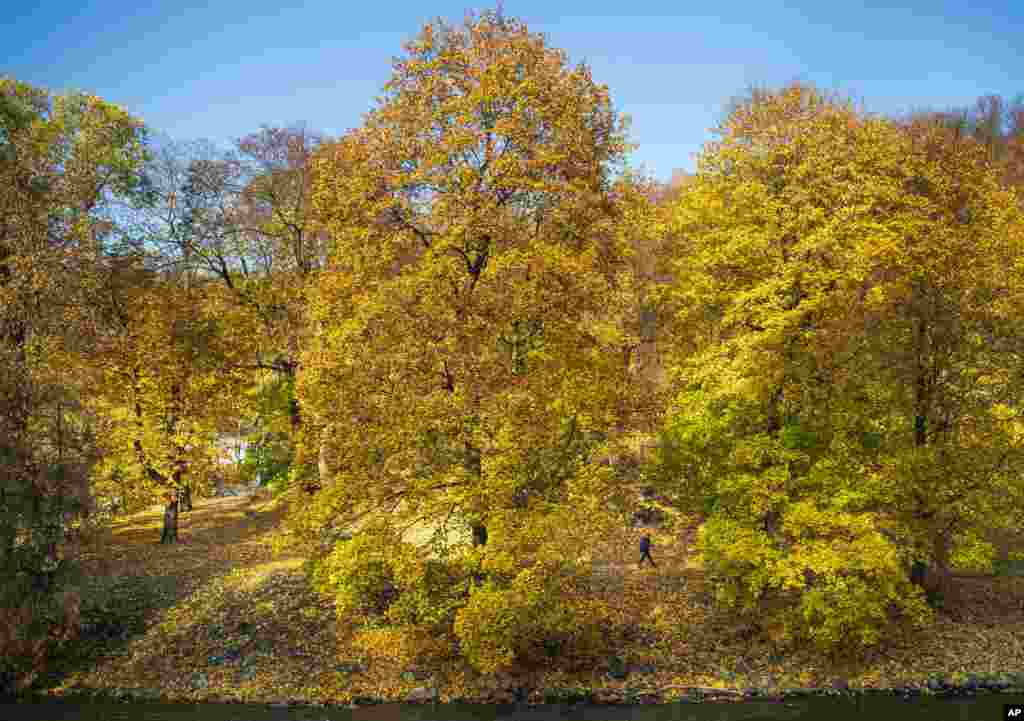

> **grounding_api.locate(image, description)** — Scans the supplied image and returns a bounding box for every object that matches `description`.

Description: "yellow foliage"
[453,562,585,674]
[654,82,1024,655]
[291,7,648,673]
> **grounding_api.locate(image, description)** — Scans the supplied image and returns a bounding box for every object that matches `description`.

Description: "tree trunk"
[761,386,784,538]
[0,487,15,571]
[179,483,192,512]
[283,361,302,434]
[289,397,301,433]
[925,530,953,600]
[470,522,487,588]
[131,365,183,545]
[471,523,488,547]
[284,365,321,495]
[160,494,179,544]
[463,434,488,584]
[910,560,927,587]
[907,311,947,597]
[318,424,333,485]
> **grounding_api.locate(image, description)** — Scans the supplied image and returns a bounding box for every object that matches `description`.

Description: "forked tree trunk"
[179,483,192,512]
[160,493,179,544]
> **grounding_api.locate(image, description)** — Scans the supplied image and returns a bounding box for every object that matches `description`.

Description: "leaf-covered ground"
[34,492,1024,706]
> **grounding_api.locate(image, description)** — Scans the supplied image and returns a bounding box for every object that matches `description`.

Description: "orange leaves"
[315,10,628,249]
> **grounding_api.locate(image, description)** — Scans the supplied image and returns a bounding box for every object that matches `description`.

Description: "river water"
[3,695,1022,721]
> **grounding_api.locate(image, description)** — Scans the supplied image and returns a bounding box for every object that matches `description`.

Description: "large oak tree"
[294,9,641,673]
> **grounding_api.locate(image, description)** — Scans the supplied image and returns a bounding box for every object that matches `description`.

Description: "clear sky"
[3,1,1020,182]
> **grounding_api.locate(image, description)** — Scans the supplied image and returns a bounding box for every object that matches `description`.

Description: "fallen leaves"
[35,490,1024,705]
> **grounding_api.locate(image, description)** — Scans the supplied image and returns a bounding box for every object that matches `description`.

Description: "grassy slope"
[35,491,1024,705]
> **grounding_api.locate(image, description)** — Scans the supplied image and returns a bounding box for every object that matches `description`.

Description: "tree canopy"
[650,83,1024,652]
[0,75,149,687]
[2,7,1024,689]
[293,9,646,672]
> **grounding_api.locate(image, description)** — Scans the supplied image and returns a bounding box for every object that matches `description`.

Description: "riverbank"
[22,670,1024,707]
[26,494,1024,707]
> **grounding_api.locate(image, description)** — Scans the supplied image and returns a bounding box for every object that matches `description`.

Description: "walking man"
[638,533,656,568]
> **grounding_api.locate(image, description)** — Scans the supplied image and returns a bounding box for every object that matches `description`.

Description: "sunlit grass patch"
[224,558,304,592]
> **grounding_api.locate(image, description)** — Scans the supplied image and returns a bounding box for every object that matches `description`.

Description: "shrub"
[309,526,413,619]
[698,505,934,655]
[1,457,88,694]
[264,469,291,497]
[386,557,469,630]
[0,588,81,693]
[310,517,613,675]
[453,562,604,674]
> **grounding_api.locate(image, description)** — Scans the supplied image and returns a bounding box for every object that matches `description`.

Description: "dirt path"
[78,494,290,581]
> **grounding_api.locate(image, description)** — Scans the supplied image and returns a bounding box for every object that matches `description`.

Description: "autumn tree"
[230,126,328,479]
[0,76,148,689]
[296,9,637,673]
[649,83,1024,654]
[898,94,1024,569]
[87,253,250,543]
[132,129,328,485]
[902,94,1024,206]
[957,94,1024,192]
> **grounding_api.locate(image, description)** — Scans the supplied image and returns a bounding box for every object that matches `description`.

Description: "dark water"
[3,695,1023,721]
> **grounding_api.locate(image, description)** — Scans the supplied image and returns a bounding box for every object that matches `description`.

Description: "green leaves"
[0,75,151,691]
[651,82,1024,655]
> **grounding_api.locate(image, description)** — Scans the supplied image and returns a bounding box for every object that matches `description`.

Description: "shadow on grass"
[34,496,299,694]
[995,558,1024,577]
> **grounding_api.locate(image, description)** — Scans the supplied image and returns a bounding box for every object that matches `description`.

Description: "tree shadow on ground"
[36,495,297,694]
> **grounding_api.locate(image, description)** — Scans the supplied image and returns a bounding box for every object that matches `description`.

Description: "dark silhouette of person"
[639,533,656,568]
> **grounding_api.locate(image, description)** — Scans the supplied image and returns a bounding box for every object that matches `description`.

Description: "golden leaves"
[299,8,642,586]
[652,81,1024,657]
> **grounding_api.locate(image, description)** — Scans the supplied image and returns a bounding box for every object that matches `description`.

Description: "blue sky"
[3,1,1020,181]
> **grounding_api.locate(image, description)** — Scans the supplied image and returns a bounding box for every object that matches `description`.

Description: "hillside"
[33,491,1024,706]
